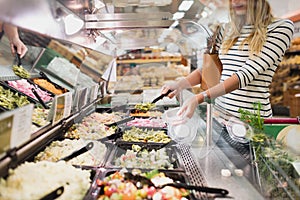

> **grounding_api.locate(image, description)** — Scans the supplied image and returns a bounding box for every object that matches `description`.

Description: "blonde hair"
[222,0,274,56]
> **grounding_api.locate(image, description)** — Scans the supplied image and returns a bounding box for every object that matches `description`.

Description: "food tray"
[5,79,55,103]
[33,139,114,168]
[124,117,167,129]
[116,126,171,144]
[0,81,38,111]
[0,161,98,200]
[31,77,68,95]
[94,169,196,200]
[105,141,184,171]
[128,107,164,118]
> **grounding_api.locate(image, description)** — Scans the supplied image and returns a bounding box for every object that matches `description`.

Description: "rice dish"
[0,161,91,200]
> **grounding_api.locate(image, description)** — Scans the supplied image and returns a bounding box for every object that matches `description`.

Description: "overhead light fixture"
[173,12,185,20]
[170,21,179,28]
[64,14,84,35]
[178,0,194,11]
[94,0,105,9]
[55,6,84,35]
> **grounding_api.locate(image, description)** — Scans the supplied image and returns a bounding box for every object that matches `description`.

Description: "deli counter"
[0,36,298,199]
[0,0,299,199]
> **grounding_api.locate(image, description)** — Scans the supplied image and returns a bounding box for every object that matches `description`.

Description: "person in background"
[161,0,294,119]
[0,21,28,58]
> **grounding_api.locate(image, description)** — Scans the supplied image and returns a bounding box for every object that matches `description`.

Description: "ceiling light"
[170,21,179,28]
[178,0,194,11]
[94,0,105,9]
[173,12,185,20]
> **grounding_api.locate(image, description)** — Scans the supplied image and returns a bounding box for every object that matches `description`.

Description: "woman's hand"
[177,95,200,119]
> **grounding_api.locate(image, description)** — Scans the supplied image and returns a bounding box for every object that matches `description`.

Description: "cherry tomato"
[97,179,107,187]
[147,186,157,197]
[104,186,117,197]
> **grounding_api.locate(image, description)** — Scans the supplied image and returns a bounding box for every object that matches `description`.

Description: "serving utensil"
[151,89,172,104]
[105,116,135,127]
[31,88,50,109]
[124,172,229,196]
[39,186,64,200]
[59,142,94,161]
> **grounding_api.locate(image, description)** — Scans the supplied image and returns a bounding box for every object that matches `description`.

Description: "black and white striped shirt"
[215,19,294,118]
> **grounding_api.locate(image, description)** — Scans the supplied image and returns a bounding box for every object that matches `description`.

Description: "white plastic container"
[163,107,199,144]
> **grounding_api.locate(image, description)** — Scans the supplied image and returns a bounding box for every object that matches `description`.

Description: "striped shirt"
[214,19,294,118]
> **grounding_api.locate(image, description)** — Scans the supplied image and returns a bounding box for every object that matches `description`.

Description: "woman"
[162,0,294,119]
[0,21,28,58]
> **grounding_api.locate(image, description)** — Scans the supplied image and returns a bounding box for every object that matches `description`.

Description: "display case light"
[170,21,179,28]
[173,12,185,20]
[64,14,84,35]
[178,0,194,11]
[55,6,84,36]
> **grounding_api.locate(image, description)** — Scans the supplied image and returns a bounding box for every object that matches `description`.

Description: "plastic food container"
[163,107,199,144]
[226,117,254,144]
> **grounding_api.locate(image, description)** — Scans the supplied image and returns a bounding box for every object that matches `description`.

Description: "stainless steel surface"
[206,103,213,147]
[192,146,264,200]
[85,12,173,21]
[177,144,208,199]
[85,20,174,30]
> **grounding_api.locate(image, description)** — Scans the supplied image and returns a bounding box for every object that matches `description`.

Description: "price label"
[89,84,99,103]
[51,92,72,125]
[73,87,88,111]
[0,104,33,156]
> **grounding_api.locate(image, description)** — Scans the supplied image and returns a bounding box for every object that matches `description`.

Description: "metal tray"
[93,168,196,199]
[116,126,171,144]
[4,79,55,103]
[31,77,69,95]
[33,139,114,168]
[105,141,184,171]
[0,81,38,110]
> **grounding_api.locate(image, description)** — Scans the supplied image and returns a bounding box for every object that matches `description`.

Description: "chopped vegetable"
[12,65,30,79]
[0,86,30,110]
[134,103,155,112]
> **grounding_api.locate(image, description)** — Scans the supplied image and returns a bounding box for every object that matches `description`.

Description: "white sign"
[0,104,33,156]
[89,84,99,103]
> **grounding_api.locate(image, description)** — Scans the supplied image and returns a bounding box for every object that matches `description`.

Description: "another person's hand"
[10,37,28,58]
[3,23,28,58]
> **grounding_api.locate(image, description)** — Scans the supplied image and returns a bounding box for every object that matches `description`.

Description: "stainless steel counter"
[187,118,265,199]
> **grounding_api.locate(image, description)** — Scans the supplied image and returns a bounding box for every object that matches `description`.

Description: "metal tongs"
[104,116,135,127]
[15,49,22,67]
[124,173,229,196]
[31,88,50,109]
[151,89,172,104]
[59,142,94,161]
